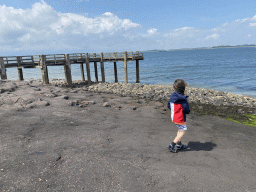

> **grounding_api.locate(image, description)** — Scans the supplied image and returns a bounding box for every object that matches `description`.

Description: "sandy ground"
[0,80,256,192]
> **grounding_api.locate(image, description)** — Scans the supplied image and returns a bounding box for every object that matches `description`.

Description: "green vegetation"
[225,114,256,127]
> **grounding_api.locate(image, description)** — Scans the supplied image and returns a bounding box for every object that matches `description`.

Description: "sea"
[4,47,256,98]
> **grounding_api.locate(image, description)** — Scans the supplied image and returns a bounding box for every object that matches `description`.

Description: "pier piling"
[18,68,24,81]
[93,53,98,83]
[85,53,91,85]
[114,62,118,83]
[16,57,24,81]
[80,54,85,82]
[136,51,140,83]
[64,54,72,87]
[80,63,85,82]
[0,57,7,79]
[40,55,49,84]
[124,51,128,83]
[100,53,105,82]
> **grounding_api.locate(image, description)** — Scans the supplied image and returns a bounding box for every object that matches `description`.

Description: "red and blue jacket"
[168,92,190,124]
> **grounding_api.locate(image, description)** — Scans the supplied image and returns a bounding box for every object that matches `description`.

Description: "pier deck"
[0,51,144,86]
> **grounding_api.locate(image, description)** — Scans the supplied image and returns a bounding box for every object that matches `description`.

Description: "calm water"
[5,47,256,98]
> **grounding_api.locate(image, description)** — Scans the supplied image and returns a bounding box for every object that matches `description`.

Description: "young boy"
[167,79,190,153]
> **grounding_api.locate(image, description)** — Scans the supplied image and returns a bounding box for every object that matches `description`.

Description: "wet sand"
[0,80,256,192]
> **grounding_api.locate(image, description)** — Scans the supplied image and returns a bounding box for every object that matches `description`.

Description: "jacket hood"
[169,92,188,103]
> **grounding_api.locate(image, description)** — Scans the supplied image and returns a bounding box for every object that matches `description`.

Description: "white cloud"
[205,33,220,40]
[147,28,157,35]
[0,1,256,55]
[0,1,140,54]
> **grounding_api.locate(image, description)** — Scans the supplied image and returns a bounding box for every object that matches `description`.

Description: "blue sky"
[1,0,256,56]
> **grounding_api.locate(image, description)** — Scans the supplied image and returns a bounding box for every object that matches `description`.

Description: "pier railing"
[0,51,144,86]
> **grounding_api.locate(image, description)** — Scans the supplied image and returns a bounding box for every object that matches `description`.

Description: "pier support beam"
[80,54,85,82]
[136,60,140,83]
[80,63,85,82]
[64,54,72,87]
[124,51,128,83]
[85,53,91,85]
[17,57,24,81]
[0,57,7,80]
[100,53,105,82]
[18,68,24,81]
[94,62,98,83]
[136,51,140,83]
[114,62,118,83]
[93,53,98,83]
[40,55,49,84]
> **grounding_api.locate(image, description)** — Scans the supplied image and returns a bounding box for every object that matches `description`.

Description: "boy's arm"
[167,95,172,109]
[182,99,190,114]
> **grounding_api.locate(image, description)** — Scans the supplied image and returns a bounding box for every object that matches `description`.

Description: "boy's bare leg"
[173,130,186,143]
[176,131,181,142]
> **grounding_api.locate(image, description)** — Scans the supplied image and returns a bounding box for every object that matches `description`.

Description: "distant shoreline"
[142,45,256,52]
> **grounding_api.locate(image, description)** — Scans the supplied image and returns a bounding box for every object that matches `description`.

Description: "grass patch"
[243,114,256,127]
[225,118,241,124]
[225,114,256,127]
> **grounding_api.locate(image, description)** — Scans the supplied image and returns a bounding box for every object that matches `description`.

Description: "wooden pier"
[0,51,144,86]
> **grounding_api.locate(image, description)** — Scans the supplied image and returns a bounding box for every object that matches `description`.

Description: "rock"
[103,102,110,107]
[68,100,79,106]
[58,95,69,100]
[105,90,113,94]
[144,93,154,99]
[83,101,96,105]
[238,109,244,114]
[0,82,18,93]
[26,100,50,108]
[44,93,56,97]
[34,88,41,91]
[232,102,238,106]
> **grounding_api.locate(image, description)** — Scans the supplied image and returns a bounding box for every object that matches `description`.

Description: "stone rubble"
[46,79,256,108]
[84,82,256,108]
[1,79,255,112]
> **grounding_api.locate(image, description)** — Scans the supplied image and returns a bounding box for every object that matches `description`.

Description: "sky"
[1,0,256,56]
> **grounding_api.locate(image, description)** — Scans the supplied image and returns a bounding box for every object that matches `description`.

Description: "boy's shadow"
[183,141,217,152]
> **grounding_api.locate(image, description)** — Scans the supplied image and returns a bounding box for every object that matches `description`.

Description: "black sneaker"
[176,144,187,150]
[167,144,178,153]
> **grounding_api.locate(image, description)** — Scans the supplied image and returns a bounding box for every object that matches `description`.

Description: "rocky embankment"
[1,79,256,123]
[84,82,256,107]
[46,79,256,122]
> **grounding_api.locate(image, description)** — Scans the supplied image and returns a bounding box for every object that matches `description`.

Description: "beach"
[1,79,256,191]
